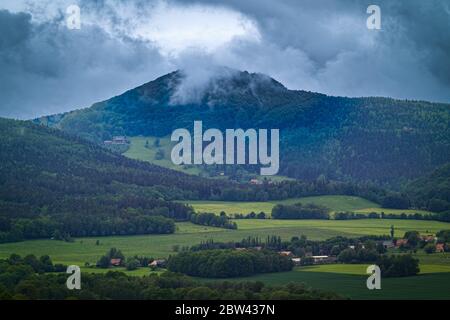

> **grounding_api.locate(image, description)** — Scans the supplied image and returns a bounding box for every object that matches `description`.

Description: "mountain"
[35,68,450,185]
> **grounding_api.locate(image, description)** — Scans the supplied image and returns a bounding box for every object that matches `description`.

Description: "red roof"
[110,258,121,266]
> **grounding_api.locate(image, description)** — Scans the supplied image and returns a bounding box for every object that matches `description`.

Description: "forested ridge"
[0,117,400,242]
[0,118,209,241]
[36,69,450,185]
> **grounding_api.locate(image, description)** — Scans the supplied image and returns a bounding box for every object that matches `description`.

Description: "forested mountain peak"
[33,69,450,184]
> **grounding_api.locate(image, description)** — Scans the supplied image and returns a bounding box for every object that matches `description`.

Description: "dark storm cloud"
[186,0,450,101]
[0,0,449,119]
[0,6,171,119]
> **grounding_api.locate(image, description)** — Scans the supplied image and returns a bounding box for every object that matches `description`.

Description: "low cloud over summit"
[1,0,449,119]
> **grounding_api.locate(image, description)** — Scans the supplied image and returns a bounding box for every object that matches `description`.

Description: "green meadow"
[1,211,448,299]
[124,135,293,181]
[186,195,378,215]
[186,195,435,216]
[124,136,202,175]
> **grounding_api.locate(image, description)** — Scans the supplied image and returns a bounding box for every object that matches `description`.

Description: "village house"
[436,243,445,253]
[104,136,129,145]
[249,179,263,185]
[395,239,408,247]
[149,259,166,268]
[291,258,301,266]
[382,240,395,249]
[348,244,366,250]
[421,235,436,243]
[278,251,293,257]
[311,255,334,264]
[110,258,122,266]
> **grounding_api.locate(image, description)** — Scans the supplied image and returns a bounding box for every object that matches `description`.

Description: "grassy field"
[0,219,448,266]
[186,195,434,216]
[1,214,448,299]
[124,135,293,181]
[355,208,433,215]
[235,219,447,236]
[186,195,379,215]
[124,136,202,175]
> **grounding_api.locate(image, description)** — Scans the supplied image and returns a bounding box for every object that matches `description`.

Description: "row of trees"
[334,211,450,222]
[0,214,176,243]
[377,255,420,277]
[167,249,293,278]
[3,254,67,274]
[271,203,330,220]
[189,212,237,229]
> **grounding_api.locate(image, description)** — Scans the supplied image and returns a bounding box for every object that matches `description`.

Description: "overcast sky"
[1,0,449,119]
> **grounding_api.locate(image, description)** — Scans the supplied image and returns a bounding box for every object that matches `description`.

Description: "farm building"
[110,258,122,266]
[249,179,263,185]
[382,240,395,249]
[421,235,436,242]
[311,256,335,264]
[104,136,129,145]
[149,259,166,268]
[395,239,408,247]
[436,244,445,253]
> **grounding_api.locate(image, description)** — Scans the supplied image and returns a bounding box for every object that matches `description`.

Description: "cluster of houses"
[248,178,276,185]
[104,136,129,145]
[277,250,336,266]
[106,234,446,270]
[274,234,447,267]
[392,235,445,252]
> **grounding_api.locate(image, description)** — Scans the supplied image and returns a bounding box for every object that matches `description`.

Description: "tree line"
[190,212,237,229]
[0,255,340,300]
[271,203,330,219]
[167,249,293,278]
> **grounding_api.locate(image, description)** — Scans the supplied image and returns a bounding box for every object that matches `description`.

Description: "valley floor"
[0,195,447,300]
[0,219,448,265]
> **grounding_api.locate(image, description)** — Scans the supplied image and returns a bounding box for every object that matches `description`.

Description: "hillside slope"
[0,117,397,214]
[0,118,231,241]
[35,69,450,185]
[406,163,450,212]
